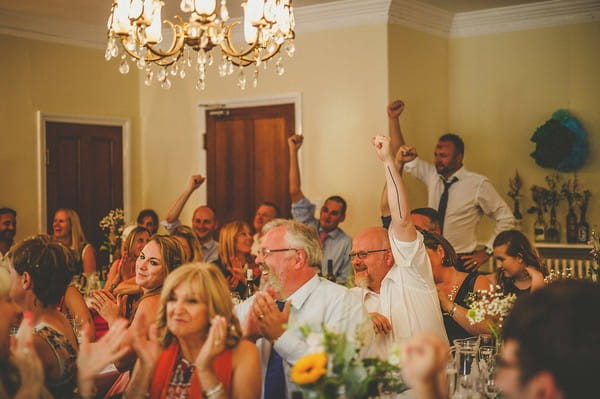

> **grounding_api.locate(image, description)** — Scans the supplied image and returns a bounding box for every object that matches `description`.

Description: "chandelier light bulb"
[195,0,216,15]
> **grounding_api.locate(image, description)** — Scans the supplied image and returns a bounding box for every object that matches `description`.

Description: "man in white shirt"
[162,175,219,263]
[387,100,514,271]
[0,207,16,270]
[352,138,448,359]
[236,219,365,399]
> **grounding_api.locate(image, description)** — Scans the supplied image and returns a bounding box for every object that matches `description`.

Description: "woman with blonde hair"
[125,263,261,399]
[104,226,151,296]
[171,225,204,262]
[215,221,258,297]
[52,208,96,276]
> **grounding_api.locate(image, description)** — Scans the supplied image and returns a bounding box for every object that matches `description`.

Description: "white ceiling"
[0,0,548,26]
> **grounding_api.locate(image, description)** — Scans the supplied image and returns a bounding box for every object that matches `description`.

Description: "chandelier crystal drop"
[106,0,295,89]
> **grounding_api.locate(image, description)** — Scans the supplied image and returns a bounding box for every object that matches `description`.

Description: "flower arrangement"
[290,325,405,399]
[507,170,523,219]
[98,208,125,257]
[466,287,517,345]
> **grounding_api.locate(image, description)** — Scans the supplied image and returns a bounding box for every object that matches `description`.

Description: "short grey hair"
[262,219,322,268]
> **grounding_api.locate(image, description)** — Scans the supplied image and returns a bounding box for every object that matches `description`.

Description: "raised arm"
[288,134,305,203]
[164,175,205,224]
[387,100,407,150]
[371,136,416,242]
[380,143,418,222]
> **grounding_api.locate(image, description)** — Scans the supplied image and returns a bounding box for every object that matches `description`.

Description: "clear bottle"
[245,268,256,298]
[533,211,546,242]
[325,259,336,283]
[577,209,590,243]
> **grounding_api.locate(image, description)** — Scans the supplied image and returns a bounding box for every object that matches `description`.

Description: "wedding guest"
[496,280,600,399]
[0,207,17,270]
[251,202,280,255]
[214,221,258,298]
[171,224,204,262]
[420,229,492,342]
[91,235,186,396]
[52,208,97,276]
[288,134,352,283]
[125,263,261,399]
[402,332,449,399]
[8,235,78,398]
[163,174,220,263]
[104,226,151,296]
[137,209,159,235]
[492,230,546,296]
[236,218,365,399]
[387,100,514,271]
[359,136,447,356]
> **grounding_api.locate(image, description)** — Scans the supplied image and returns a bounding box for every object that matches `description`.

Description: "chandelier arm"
[219,21,261,59]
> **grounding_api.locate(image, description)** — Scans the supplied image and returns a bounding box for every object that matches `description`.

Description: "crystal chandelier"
[105,0,295,90]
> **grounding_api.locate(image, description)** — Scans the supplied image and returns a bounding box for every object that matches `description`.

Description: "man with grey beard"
[349,136,448,359]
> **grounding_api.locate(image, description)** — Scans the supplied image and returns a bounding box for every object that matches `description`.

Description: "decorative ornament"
[530,109,588,172]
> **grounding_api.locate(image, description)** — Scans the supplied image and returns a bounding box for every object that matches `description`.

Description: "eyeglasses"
[257,248,298,258]
[349,249,388,260]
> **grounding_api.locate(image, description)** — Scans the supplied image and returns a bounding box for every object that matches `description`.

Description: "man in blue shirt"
[287,135,352,284]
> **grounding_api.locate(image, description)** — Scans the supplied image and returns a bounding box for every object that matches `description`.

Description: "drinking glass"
[446,346,458,398]
[453,337,480,394]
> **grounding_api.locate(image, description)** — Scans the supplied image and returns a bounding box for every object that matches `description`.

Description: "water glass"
[446,346,458,398]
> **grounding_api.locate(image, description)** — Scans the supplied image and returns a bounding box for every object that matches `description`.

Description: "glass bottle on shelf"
[545,206,560,243]
[566,206,578,244]
[577,209,590,243]
[533,211,546,242]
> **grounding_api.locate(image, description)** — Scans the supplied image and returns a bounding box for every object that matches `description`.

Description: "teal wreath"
[530,109,588,172]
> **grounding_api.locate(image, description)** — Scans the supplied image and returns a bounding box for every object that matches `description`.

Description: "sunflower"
[291,352,328,385]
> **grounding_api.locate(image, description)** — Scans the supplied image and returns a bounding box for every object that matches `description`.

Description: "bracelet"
[204,382,225,399]
[448,303,458,317]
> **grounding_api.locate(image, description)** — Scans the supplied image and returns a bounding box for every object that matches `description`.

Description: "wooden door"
[206,104,294,226]
[46,122,123,263]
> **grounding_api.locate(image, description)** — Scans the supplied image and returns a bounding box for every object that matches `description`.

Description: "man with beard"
[387,100,514,272]
[349,137,447,359]
[163,175,220,262]
[0,208,16,270]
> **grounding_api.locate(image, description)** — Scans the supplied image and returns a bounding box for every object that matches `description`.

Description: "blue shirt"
[291,197,352,284]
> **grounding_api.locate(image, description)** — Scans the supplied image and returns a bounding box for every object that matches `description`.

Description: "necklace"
[447,284,459,301]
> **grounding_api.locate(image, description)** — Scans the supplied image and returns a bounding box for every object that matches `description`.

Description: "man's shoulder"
[457,166,488,182]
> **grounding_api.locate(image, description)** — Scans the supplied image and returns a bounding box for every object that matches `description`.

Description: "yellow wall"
[3,18,599,245]
[387,24,449,212]
[0,35,140,241]
[138,24,390,236]
[448,22,600,241]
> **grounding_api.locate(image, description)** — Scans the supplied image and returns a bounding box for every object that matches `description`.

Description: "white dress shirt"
[403,158,515,252]
[351,231,448,358]
[0,250,10,270]
[236,275,367,399]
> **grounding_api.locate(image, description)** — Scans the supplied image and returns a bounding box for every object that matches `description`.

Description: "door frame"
[36,111,132,233]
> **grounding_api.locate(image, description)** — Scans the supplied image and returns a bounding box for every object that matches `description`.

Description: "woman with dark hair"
[52,208,97,276]
[171,225,204,262]
[214,221,258,298]
[420,229,493,342]
[137,209,159,235]
[493,229,546,296]
[8,235,79,398]
[125,263,261,399]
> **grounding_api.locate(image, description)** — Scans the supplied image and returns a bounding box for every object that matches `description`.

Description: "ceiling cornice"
[450,0,600,38]
[0,0,599,49]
